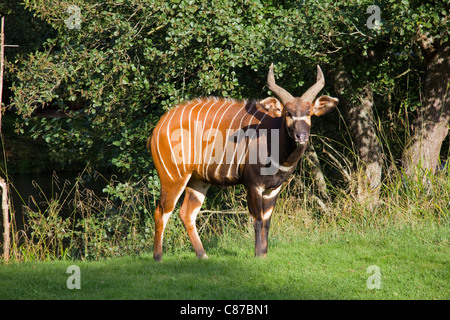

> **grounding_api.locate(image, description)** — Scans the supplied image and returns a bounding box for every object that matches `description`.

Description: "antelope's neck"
[279,117,307,168]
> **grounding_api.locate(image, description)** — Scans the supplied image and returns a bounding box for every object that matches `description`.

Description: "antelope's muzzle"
[294,131,309,145]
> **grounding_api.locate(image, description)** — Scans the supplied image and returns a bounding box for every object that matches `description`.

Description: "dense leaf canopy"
[3,0,449,176]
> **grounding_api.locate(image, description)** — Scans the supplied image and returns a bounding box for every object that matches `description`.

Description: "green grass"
[1,224,448,300]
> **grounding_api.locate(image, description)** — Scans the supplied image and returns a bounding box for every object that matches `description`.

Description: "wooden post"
[0,178,9,261]
[0,16,11,261]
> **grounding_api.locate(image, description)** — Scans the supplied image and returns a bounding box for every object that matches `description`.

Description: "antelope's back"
[149,98,273,184]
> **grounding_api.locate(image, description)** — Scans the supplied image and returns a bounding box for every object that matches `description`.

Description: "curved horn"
[267,63,295,106]
[300,65,325,103]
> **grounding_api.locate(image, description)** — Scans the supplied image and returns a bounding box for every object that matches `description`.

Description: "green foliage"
[9,0,284,174]
[7,0,449,175]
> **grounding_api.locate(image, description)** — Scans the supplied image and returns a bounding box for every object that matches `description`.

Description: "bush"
[16,173,162,260]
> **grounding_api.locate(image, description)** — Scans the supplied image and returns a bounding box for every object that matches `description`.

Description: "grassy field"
[1,224,448,300]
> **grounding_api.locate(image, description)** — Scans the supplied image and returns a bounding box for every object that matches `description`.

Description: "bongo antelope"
[148,64,338,261]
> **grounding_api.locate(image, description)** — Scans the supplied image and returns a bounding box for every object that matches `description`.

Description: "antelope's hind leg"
[179,177,210,259]
[153,177,191,262]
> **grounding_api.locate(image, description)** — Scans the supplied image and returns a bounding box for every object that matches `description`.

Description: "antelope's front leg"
[247,186,280,257]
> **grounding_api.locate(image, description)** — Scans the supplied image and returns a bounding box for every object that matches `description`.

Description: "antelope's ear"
[312,95,339,117]
[260,97,283,117]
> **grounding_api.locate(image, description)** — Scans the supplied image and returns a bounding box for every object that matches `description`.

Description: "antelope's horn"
[267,63,295,106]
[300,65,325,103]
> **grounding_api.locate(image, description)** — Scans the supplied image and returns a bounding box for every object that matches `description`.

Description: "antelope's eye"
[286,111,292,118]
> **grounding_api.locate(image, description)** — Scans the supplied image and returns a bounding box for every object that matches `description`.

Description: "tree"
[402,37,449,175]
[286,0,449,192]
[280,0,389,202]
[332,60,382,202]
[383,0,450,175]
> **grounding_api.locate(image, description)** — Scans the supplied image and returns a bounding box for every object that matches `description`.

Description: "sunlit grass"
[1,224,448,300]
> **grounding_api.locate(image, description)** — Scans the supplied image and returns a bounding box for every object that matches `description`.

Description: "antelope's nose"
[295,132,309,144]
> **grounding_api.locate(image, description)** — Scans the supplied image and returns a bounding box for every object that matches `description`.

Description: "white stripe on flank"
[242,107,269,163]
[214,104,247,178]
[182,101,202,171]
[166,106,182,179]
[178,103,190,173]
[225,105,257,178]
[235,106,269,176]
[193,100,214,166]
[187,102,200,167]
[202,100,228,178]
[156,112,174,181]
[204,101,236,178]
[198,99,219,173]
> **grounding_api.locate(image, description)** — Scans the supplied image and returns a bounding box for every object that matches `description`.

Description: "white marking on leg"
[262,206,274,221]
[262,185,282,199]
[183,182,210,259]
[161,211,172,229]
[188,184,209,220]
[255,185,265,196]
[262,186,281,221]
[267,158,296,173]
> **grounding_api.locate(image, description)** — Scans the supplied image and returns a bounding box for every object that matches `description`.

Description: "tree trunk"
[402,39,450,175]
[332,60,383,204]
[305,142,329,200]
